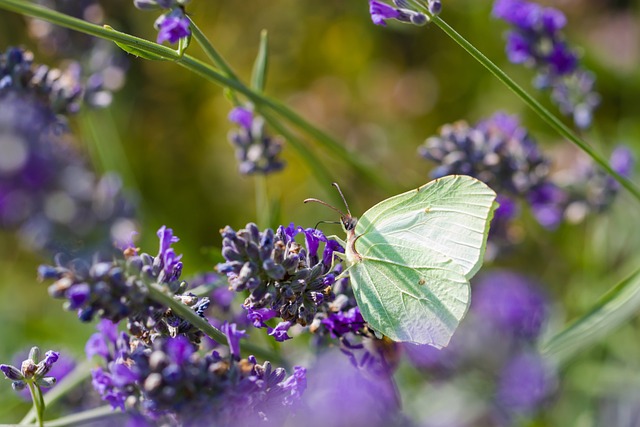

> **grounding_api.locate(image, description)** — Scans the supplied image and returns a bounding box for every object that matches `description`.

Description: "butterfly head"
[341,215,358,232]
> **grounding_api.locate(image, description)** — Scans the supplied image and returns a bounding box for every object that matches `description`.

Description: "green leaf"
[540,267,640,366]
[251,30,269,92]
[104,25,167,61]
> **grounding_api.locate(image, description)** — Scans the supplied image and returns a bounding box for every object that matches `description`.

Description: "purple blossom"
[165,336,194,365]
[321,307,366,338]
[497,351,555,414]
[228,107,254,130]
[281,366,307,405]
[247,307,278,328]
[473,271,548,339]
[611,146,634,178]
[268,321,293,342]
[155,13,191,44]
[369,0,401,26]
[527,183,567,230]
[220,322,247,359]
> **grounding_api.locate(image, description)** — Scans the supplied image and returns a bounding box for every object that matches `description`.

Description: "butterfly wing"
[348,175,497,346]
[355,175,497,279]
[349,252,469,347]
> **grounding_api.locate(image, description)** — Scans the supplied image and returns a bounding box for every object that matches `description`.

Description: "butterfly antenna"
[303,197,347,218]
[332,182,352,216]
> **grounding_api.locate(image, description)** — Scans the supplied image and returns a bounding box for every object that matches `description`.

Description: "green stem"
[20,360,93,425]
[146,282,283,363]
[188,17,239,81]
[254,174,270,229]
[0,0,393,192]
[44,405,122,427]
[427,15,640,203]
[26,383,43,427]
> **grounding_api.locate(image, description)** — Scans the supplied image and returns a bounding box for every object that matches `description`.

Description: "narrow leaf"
[104,25,167,61]
[541,267,640,366]
[251,30,269,92]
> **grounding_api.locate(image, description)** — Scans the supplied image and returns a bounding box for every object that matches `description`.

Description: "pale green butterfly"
[305,175,497,348]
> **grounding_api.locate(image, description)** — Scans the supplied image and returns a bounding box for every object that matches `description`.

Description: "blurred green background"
[0,0,639,424]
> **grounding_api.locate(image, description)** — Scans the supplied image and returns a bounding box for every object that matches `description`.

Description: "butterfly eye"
[342,216,358,232]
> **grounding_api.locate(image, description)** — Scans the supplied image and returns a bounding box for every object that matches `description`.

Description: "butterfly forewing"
[354,175,497,279]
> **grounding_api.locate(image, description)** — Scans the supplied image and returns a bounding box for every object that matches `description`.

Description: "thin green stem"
[26,383,43,427]
[0,0,393,192]
[188,17,239,81]
[146,282,283,363]
[427,15,640,203]
[44,405,122,427]
[20,360,93,425]
[254,174,270,229]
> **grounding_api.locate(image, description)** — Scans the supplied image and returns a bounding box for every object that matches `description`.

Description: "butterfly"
[306,175,497,347]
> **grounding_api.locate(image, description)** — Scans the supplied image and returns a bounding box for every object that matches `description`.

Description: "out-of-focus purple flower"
[473,271,548,339]
[527,182,568,230]
[296,351,400,427]
[611,146,634,178]
[220,322,246,359]
[227,106,285,175]
[228,107,254,130]
[369,0,427,27]
[496,351,555,415]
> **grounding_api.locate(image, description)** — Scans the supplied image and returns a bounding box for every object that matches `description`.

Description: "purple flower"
[247,307,278,328]
[369,0,401,26]
[156,225,183,280]
[66,283,90,309]
[228,107,254,130]
[321,307,366,338]
[296,351,400,427]
[527,183,567,229]
[497,351,555,414]
[323,239,345,267]
[473,271,548,339]
[155,13,190,44]
[165,336,194,365]
[281,366,307,405]
[611,146,634,178]
[220,322,247,359]
[268,321,292,342]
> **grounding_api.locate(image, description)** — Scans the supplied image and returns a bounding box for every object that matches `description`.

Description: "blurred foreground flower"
[404,271,556,425]
[368,0,429,27]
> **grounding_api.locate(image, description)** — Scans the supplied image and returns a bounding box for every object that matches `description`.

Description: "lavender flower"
[368,0,428,27]
[0,83,136,255]
[228,106,285,175]
[419,112,562,230]
[217,223,343,329]
[155,9,191,44]
[219,222,400,378]
[28,1,128,108]
[135,0,192,45]
[1,347,60,392]
[40,226,209,346]
[87,321,306,425]
[493,0,600,128]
